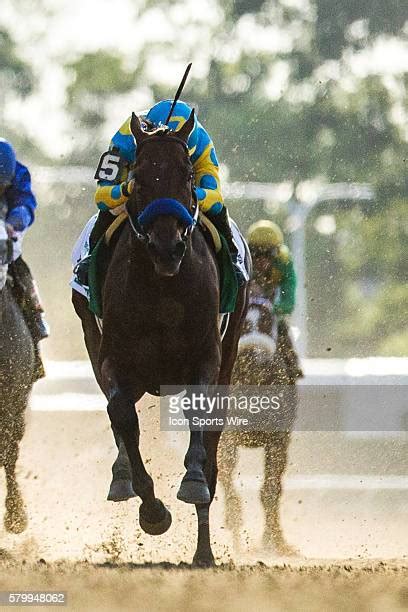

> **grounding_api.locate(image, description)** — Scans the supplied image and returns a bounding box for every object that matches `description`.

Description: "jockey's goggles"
[251,245,279,259]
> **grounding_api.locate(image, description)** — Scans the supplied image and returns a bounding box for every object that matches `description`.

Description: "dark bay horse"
[72,111,250,566]
[0,201,35,534]
[218,282,299,555]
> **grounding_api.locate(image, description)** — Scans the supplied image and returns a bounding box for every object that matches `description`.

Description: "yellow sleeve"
[94,117,134,211]
[94,175,129,211]
[193,143,224,215]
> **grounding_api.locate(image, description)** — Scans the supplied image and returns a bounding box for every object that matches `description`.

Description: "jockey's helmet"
[0,139,16,185]
[146,100,198,152]
[247,220,284,248]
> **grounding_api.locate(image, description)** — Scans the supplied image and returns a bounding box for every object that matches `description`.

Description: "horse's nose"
[147,239,186,261]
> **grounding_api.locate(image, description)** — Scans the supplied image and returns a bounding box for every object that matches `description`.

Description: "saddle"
[197,212,238,314]
[88,211,239,318]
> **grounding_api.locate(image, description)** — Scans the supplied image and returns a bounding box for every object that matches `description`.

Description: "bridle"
[125,133,198,243]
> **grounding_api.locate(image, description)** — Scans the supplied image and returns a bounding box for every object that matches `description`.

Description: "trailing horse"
[0,200,35,534]
[72,111,250,566]
[218,282,299,555]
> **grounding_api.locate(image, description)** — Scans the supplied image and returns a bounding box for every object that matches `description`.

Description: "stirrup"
[231,253,245,286]
[34,312,50,341]
[74,255,91,286]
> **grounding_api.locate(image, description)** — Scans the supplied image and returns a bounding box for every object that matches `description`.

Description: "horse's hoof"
[192,551,216,568]
[177,480,211,505]
[139,500,172,536]
[107,478,136,502]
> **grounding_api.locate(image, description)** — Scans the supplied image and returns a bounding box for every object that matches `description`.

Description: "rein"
[126,133,197,243]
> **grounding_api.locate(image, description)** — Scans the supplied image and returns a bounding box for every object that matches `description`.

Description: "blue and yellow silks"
[95,100,224,216]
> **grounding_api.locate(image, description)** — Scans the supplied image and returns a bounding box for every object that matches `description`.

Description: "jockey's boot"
[208,207,245,285]
[75,211,115,286]
[10,257,49,342]
[10,258,49,382]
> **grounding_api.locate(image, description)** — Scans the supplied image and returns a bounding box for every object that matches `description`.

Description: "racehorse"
[218,282,299,555]
[72,111,250,566]
[0,200,35,534]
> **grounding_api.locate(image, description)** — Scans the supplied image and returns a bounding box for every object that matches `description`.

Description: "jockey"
[76,100,239,281]
[247,219,303,378]
[0,138,48,377]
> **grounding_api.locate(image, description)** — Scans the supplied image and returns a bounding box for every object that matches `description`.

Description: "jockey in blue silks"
[0,138,48,376]
[76,100,240,282]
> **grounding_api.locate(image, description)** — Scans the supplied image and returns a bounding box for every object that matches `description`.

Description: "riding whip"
[164,62,192,125]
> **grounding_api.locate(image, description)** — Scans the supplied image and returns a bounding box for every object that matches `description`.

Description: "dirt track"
[0,560,407,611]
[0,396,407,610]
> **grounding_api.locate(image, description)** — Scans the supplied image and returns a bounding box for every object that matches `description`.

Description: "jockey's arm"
[192,124,224,216]
[273,254,296,316]
[94,117,135,212]
[5,162,37,231]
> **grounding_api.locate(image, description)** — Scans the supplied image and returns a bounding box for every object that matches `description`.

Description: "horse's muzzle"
[147,239,186,277]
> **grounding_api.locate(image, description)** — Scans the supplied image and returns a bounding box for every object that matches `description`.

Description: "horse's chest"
[130,293,202,331]
[117,298,198,361]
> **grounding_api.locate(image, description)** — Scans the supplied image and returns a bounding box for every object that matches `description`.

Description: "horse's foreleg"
[177,429,210,505]
[192,430,222,567]
[261,433,296,555]
[177,354,221,506]
[107,429,136,502]
[3,413,27,534]
[73,293,134,501]
[102,363,171,535]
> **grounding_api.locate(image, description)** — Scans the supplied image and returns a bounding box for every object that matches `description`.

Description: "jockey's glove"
[121,179,135,198]
[6,205,32,232]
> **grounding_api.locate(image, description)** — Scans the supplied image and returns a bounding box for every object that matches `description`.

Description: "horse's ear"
[177,109,195,143]
[130,112,147,144]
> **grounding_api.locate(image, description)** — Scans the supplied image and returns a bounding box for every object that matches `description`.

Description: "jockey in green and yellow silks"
[247,220,296,316]
[247,220,303,378]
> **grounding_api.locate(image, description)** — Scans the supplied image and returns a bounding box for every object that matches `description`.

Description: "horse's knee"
[107,391,137,433]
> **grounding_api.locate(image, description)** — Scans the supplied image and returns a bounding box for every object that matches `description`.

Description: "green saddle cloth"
[87,232,239,318]
[88,236,110,318]
[217,234,239,314]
